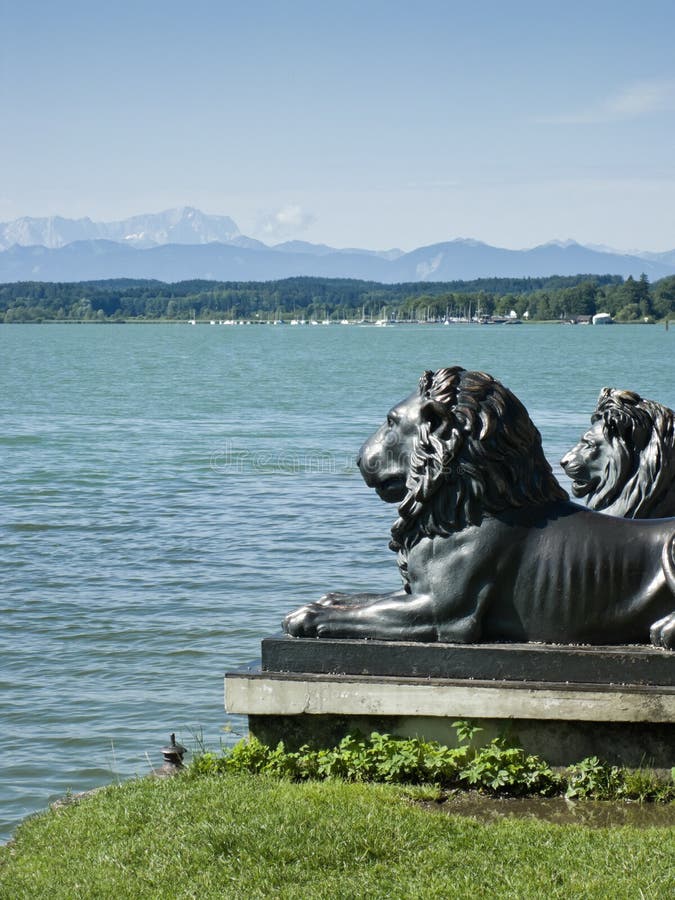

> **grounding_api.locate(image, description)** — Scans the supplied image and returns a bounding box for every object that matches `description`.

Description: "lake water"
[1,322,673,841]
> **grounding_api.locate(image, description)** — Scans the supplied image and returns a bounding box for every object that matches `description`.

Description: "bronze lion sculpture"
[561,388,675,518]
[283,366,675,648]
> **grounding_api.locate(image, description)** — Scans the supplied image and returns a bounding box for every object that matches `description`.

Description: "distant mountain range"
[1,207,673,283]
[0,207,241,250]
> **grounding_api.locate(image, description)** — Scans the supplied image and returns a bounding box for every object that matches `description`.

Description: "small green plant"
[619,767,675,803]
[452,719,483,743]
[564,756,619,800]
[459,737,558,796]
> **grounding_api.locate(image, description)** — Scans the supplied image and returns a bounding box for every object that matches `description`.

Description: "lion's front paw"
[282,603,324,637]
[650,612,675,649]
[283,593,375,637]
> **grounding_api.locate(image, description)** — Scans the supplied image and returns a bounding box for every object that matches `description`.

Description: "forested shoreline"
[2,273,674,323]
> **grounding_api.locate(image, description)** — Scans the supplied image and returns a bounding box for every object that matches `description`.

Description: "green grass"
[1,773,673,899]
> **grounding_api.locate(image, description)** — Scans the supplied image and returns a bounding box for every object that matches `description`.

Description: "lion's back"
[504,505,673,642]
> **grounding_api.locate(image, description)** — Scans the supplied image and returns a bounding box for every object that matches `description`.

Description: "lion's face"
[357,367,568,557]
[560,420,609,499]
[357,389,426,503]
[561,388,675,518]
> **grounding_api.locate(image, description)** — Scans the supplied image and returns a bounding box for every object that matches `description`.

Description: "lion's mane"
[391,367,567,583]
[585,388,675,518]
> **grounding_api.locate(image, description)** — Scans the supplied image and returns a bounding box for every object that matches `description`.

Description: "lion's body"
[561,388,675,519]
[283,367,675,648]
[407,503,673,644]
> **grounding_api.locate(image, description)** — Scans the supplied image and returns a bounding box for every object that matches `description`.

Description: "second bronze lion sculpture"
[283,366,675,648]
[561,387,675,518]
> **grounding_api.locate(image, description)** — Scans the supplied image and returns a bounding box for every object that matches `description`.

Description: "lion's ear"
[603,414,620,441]
[604,410,631,442]
[420,399,447,433]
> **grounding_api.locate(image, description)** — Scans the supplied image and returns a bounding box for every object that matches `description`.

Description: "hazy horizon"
[3,1,675,252]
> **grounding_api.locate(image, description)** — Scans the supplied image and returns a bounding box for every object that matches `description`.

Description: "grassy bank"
[1,772,673,899]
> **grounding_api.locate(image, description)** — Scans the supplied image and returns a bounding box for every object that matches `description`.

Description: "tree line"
[1,273,674,323]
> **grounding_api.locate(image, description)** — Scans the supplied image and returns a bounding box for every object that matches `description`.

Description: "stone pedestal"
[225,636,675,767]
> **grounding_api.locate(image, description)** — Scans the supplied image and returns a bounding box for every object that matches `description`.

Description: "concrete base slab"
[226,637,675,767]
[227,668,675,722]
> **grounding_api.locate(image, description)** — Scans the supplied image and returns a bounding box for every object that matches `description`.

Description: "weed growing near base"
[191,727,675,802]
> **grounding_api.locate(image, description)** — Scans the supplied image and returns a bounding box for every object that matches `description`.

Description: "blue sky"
[2,0,675,250]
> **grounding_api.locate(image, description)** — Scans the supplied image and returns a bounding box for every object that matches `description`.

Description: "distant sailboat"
[374,306,389,326]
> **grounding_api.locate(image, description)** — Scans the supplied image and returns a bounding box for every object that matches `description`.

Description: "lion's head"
[561,388,675,518]
[357,367,568,581]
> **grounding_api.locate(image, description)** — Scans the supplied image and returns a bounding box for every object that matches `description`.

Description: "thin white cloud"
[607,80,675,116]
[538,79,675,124]
[255,204,316,242]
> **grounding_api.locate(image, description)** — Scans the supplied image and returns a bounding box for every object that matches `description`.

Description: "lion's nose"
[357,441,376,483]
[560,452,571,470]
[356,439,369,472]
